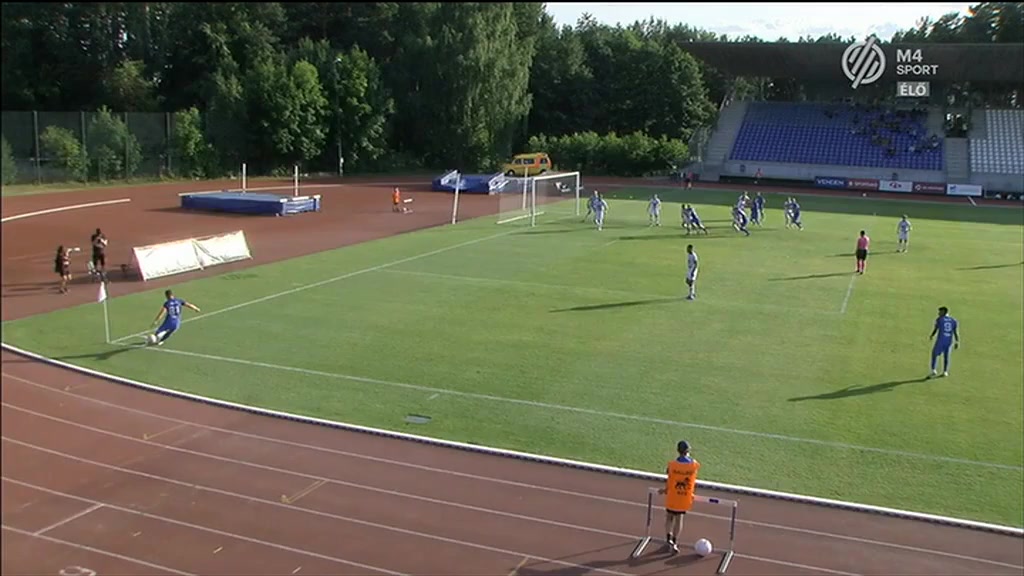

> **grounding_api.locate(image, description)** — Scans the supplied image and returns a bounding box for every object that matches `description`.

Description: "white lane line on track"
[4,372,1021,571]
[1,439,635,576]
[2,524,196,575]
[4,400,872,576]
[2,475,403,576]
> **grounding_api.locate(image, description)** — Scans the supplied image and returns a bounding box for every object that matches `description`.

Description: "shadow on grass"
[957,261,1024,271]
[768,272,853,281]
[516,227,592,236]
[788,377,931,402]
[54,344,144,362]
[618,228,778,241]
[826,251,897,258]
[551,297,680,312]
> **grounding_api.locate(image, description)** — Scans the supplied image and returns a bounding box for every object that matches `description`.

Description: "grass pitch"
[3,186,1022,527]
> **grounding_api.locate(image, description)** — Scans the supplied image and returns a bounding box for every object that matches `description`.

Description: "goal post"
[496,171,582,226]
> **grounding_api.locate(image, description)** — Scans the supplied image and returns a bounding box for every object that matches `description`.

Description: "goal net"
[496,172,581,226]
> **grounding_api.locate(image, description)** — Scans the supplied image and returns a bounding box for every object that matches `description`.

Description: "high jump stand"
[630,487,738,574]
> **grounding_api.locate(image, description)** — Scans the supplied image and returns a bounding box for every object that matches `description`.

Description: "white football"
[147,334,157,345]
[694,538,713,557]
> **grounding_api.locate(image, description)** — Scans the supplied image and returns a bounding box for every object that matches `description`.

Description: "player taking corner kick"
[658,440,700,554]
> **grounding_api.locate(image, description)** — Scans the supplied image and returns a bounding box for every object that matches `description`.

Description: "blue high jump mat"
[180,191,322,216]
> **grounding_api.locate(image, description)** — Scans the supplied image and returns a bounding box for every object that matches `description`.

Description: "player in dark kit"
[91,228,108,279]
[54,245,72,294]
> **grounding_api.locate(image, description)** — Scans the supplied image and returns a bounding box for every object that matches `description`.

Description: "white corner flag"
[98,281,110,343]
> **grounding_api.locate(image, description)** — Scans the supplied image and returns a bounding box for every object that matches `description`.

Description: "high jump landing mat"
[180,191,322,216]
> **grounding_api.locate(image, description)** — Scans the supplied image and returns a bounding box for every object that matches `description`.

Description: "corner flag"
[98,281,110,342]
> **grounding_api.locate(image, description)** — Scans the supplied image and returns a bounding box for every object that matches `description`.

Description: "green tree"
[243,55,328,171]
[86,107,143,180]
[105,59,160,112]
[334,47,394,169]
[171,107,212,178]
[419,3,536,169]
[1,136,17,186]
[287,60,330,166]
[39,126,89,182]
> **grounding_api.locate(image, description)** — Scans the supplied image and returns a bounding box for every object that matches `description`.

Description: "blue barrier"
[181,191,321,216]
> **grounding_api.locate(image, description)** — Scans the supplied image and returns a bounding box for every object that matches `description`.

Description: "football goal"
[496,171,581,226]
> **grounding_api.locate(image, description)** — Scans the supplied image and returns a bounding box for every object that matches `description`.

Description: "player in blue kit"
[788,198,804,230]
[732,206,751,236]
[683,205,708,235]
[928,306,960,378]
[148,289,201,346]
[751,192,765,226]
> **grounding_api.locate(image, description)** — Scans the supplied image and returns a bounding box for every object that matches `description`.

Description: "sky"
[545,2,975,42]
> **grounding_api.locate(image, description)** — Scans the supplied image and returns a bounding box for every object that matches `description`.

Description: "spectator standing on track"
[658,440,700,554]
[91,228,108,280]
[54,245,74,294]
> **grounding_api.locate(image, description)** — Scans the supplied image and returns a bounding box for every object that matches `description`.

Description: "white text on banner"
[878,180,914,193]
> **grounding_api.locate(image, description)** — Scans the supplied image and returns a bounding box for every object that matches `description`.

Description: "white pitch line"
[6,372,1021,568]
[0,198,132,223]
[0,450,633,576]
[112,229,520,344]
[840,274,857,314]
[33,503,103,536]
[115,346,1022,472]
[2,524,196,576]
[9,402,1018,573]
[2,475,402,575]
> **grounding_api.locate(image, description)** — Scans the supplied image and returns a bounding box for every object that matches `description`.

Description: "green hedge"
[1,136,15,185]
[526,131,688,177]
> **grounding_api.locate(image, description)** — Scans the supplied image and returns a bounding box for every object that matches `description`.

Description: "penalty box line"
[118,343,1023,472]
[111,213,584,345]
[111,229,520,344]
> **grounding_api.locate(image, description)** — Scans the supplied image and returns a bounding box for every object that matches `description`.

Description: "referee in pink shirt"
[855,230,870,274]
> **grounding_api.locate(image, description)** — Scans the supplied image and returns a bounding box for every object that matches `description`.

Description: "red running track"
[2,349,1022,576]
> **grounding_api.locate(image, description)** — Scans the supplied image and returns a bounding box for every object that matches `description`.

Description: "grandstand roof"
[681,41,1024,85]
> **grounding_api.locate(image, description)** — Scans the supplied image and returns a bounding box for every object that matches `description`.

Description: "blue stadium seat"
[729,102,944,171]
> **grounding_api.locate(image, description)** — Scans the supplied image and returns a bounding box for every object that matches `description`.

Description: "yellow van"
[503,152,552,177]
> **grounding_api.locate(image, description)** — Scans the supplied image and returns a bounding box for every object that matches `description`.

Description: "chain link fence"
[1,110,174,185]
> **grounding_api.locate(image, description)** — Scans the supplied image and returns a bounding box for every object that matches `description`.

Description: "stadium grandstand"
[680,39,1024,199]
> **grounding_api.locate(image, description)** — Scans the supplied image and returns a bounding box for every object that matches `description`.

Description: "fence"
[1,110,181,185]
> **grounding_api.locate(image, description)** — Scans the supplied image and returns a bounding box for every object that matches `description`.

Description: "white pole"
[102,292,110,343]
[575,172,582,216]
[451,173,461,225]
[241,163,247,193]
[530,179,537,227]
[293,164,299,197]
[522,166,529,211]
